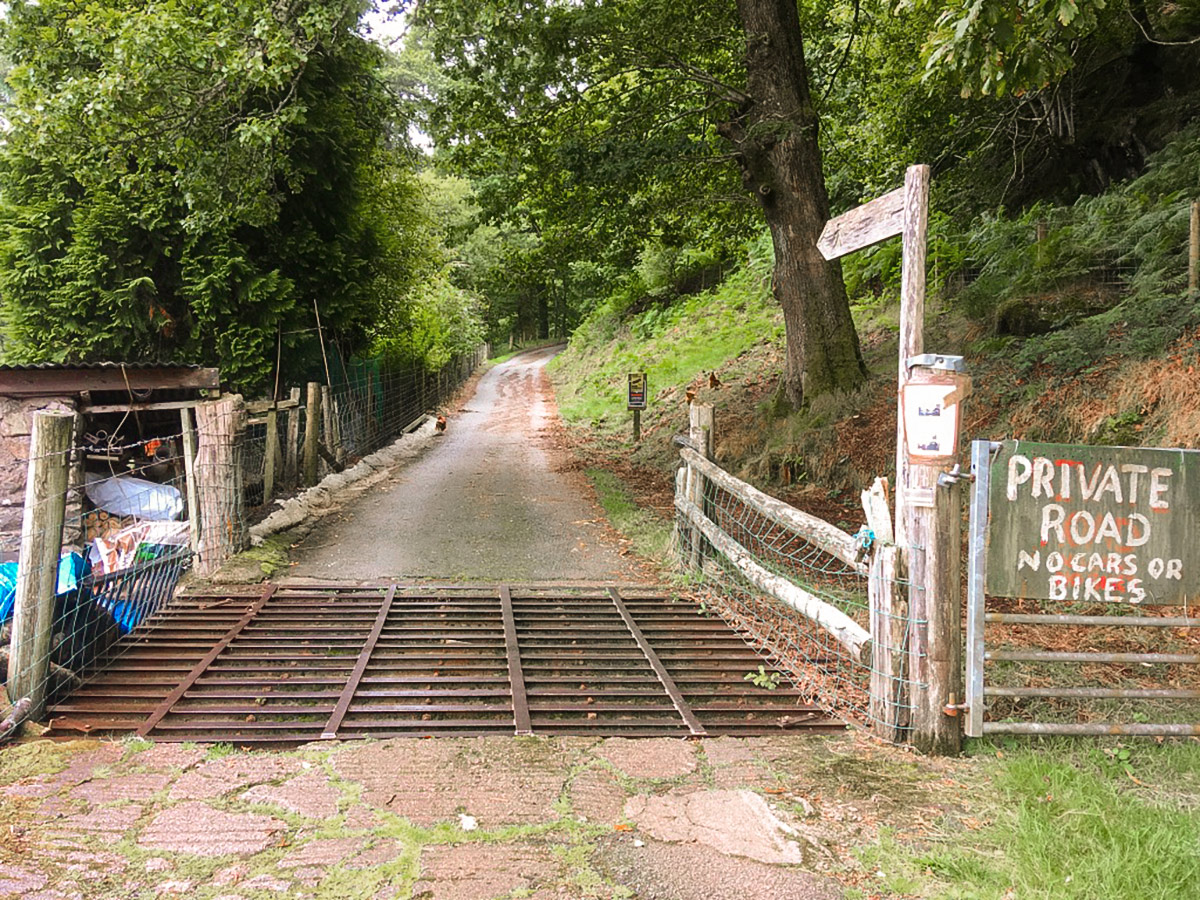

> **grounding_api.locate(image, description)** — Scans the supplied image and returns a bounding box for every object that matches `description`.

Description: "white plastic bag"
[85,473,184,520]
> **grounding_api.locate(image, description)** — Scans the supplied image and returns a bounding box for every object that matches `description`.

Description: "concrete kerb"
[248,416,440,547]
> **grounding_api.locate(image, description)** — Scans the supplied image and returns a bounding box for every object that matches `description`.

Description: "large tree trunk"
[725,0,867,409]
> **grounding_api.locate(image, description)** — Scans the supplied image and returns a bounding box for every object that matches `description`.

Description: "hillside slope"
[549,128,1200,528]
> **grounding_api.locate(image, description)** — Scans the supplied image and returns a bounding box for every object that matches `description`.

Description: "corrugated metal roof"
[0,361,204,371]
[0,362,220,397]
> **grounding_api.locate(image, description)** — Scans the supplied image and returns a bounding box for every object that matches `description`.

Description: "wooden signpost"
[820,164,965,754]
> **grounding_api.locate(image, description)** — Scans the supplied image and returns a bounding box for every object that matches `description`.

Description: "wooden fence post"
[263,406,279,505]
[1189,200,1198,294]
[864,477,908,742]
[303,382,321,487]
[179,406,201,557]
[7,410,73,719]
[923,473,963,753]
[285,386,301,487]
[194,396,247,577]
[686,403,714,570]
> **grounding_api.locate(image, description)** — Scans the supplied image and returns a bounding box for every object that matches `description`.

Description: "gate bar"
[986,649,1200,664]
[986,613,1200,628]
[986,686,1200,700]
[499,585,532,735]
[984,722,1200,737]
[322,584,398,739]
[137,584,277,737]
[607,587,707,736]
[965,440,991,738]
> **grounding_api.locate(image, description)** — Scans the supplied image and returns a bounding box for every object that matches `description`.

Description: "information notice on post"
[627,373,647,410]
[986,440,1198,605]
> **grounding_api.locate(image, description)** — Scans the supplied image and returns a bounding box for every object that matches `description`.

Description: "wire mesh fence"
[674,445,921,742]
[2,415,193,733]
[1,346,487,733]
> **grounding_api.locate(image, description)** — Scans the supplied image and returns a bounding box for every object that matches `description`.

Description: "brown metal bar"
[136,585,277,737]
[321,584,399,739]
[607,587,707,736]
[499,585,532,735]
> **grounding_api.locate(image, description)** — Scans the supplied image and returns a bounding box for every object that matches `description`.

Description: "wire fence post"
[7,410,73,719]
[686,403,714,570]
[263,406,279,505]
[863,477,908,741]
[285,386,301,488]
[194,395,246,576]
[180,406,201,557]
[303,382,321,487]
[1189,199,1198,294]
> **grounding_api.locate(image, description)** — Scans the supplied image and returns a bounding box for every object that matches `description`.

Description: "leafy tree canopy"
[0,0,455,390]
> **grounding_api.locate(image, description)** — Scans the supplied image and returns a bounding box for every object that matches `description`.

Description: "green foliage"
[837,126,1200,376]
[743,666,780,690]
[0,0,445,390]
[551,238,782,433]
[856,741,1200,899]
[370,265,485,370]
[585,467,672,566]
[915,0,1111,98]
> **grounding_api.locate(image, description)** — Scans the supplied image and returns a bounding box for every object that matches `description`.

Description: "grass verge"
[853,738,1200,899]
[585,467,673,567]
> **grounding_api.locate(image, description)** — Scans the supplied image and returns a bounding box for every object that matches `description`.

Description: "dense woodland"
[0,0,1196,401]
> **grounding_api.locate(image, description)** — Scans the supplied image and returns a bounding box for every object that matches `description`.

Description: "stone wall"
[0,395,82,556]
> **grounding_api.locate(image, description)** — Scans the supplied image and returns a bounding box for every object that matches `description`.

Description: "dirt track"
[288,346,643,583]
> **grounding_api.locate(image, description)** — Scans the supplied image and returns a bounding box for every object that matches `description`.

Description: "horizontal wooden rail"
[675,493,870,663]
[678,448,866,575]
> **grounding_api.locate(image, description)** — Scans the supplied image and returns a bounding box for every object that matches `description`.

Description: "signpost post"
[819,164,967,754]
[627,373,647,442]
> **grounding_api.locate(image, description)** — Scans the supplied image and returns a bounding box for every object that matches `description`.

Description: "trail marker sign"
[627,373,648,410]
[986,440,1199,605]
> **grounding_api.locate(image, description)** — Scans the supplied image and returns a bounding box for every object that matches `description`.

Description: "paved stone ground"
[0,731,969,899]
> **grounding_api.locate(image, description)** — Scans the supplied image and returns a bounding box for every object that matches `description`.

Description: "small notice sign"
[627,373,647,410]
[902,382,961,461]
[986,440,1199,605]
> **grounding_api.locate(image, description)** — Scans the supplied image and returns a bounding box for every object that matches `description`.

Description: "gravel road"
[288,346,643,582]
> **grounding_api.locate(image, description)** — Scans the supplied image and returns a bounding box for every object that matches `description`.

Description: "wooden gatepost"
[819,165,969,754]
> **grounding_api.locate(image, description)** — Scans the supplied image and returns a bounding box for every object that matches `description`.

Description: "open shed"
[0,363,220,557]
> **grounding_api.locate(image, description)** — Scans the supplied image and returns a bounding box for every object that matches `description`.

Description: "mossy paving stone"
[595,835,842,900]
[239,772,342,819]
[331,737,570,827]
[278,836,363,870]
[168,754,304,801]
[129,744,207,772]
[411,842,560,900]
[69,772,171,804]
[0,862,48,896]
[568,766,629,825]
[703,737,772,791]
[1,743,124,800]
[624,789,808,865]
[700,736,757,766]
[593,738,698,780]
[137,802,286,856]
[43,803,144,842]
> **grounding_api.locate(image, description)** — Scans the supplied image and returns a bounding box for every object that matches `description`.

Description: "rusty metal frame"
[52,583,843,743]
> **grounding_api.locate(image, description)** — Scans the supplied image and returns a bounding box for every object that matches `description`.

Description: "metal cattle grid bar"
[46,583,844,743]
